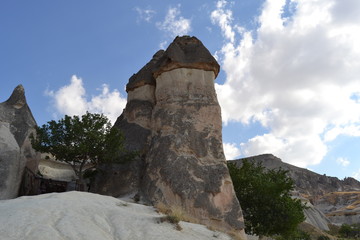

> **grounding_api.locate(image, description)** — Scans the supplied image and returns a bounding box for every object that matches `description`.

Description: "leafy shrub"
[339,223,360,238]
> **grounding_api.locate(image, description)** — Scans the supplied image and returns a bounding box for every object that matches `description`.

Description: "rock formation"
[111,36,246,238]
[0,85,39,199]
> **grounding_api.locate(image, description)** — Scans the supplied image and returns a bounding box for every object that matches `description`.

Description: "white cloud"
[135,7,156,23]
[156,5,191,37]
[336,157,350,167]
[159,40,168,50]
[46,75,127,124]
[211,0,360,167]
[210,0,236,43]
[223,142,241,160]
[324,125,360,142]
[46,75,87,117]
[353,169,360,181]
[87,84,127,124]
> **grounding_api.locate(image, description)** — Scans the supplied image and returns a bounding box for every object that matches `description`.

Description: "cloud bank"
[156,4,191,48]
[156,4,191,36]
[46,75,127,124]
[135,7,156,23]
[213,0,360,167]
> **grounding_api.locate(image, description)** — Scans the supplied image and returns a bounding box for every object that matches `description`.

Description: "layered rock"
[315,191,360,225]
[0,85,39,199]
[113,36,246,238]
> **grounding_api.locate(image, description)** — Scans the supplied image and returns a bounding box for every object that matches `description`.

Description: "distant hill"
[230,154,360,198]
[230,154,360,226]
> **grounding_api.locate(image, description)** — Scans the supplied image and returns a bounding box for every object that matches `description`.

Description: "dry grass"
[154,202,199,224]
[116,201,129,207]
[158,215,182,231]
[155,202,247,239]
[345,200,360,210]
[155,202,194,231]
[321,192,360,206]
[327,211,359,217]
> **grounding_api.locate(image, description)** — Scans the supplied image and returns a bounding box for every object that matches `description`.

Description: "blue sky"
[1,0,360,180]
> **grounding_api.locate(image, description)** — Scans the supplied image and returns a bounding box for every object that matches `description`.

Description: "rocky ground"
[0,191,235,240]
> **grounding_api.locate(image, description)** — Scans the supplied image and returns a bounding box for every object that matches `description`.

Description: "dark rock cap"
[126,36,220,92]
[126,50,165,92]
[153,36,220,78]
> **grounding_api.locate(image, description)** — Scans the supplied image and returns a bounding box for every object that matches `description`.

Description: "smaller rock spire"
[6,85,27,109]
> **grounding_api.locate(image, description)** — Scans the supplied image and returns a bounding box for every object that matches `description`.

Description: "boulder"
[0,85,39,199]
[111,36,246,238]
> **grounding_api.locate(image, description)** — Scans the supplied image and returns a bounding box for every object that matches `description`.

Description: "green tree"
[228,160,306,239]
[31,112,135,184]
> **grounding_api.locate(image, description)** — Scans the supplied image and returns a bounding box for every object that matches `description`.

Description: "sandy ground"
[0,191,234,240]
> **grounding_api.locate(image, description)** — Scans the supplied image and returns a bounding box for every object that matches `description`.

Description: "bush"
[339,223,360,238]
[228,160,306,238]
[317,235,330,240]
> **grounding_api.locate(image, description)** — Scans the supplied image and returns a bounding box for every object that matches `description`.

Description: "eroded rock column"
[114,36,246,239]
[0,85,39,199]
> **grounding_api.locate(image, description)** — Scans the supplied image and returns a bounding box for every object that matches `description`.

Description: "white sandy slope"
[0,191,233,240]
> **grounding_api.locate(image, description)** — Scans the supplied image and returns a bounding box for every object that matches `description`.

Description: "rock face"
[0,85,39,199]
[113,36,246,238]
[90,161,144,197]
[302,199,332,231]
